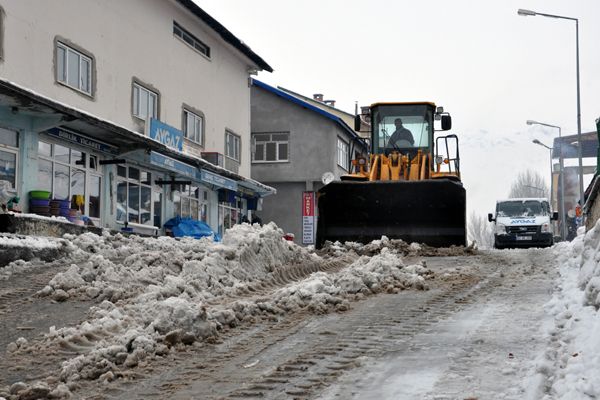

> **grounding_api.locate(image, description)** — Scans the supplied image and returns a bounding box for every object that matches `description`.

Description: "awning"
[149,151,197,179]
[0,78,276,197]
[200,169,237,191]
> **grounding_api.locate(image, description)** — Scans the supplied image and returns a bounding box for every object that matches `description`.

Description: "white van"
[488,198,558,249]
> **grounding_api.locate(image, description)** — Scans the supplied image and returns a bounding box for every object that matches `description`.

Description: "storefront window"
[153,191,162,228]
[116,165,161,227]
[128,183,139,223]
[89,175,101,218]
[38,141,52,157]
[71,168,85,210]
[116,181,127,222]
[140,186,151,224]
[0,128,19,147]
[37,159,52,192]
[72,149,85,167]
[175,184,209,222]
[37,139,103,219]
[54,144,69,164]
[0,150,17,189]
[218,193,244,236]
[54,163,70,200]
[0,128,18,190]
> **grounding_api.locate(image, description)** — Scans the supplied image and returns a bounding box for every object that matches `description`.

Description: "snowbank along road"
[0,223,559,399]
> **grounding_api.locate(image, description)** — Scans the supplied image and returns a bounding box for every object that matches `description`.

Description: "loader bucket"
[316,179,466,248]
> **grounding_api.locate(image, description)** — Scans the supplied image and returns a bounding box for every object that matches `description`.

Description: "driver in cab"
[388,118,414,148]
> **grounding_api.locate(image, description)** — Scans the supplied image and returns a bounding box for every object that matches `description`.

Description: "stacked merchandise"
[29,190,51,217]
[49,199,71,219]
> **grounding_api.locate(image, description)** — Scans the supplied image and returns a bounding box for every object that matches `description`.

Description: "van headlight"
[495,223,506,234]
[541,223,550,233]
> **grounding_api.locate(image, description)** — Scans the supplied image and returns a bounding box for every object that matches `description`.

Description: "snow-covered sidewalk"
[527,224,600,399]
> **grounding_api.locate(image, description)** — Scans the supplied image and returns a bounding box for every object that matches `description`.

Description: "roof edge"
[175,0,273,72]
[252,79,367,148]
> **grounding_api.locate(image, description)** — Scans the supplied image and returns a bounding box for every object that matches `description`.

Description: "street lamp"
[530,121,567,240]
[518,9,584,218]
[532,138,553,178]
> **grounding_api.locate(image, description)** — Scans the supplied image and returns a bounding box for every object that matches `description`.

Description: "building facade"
[250,80,368,244]
[0,0,274,236]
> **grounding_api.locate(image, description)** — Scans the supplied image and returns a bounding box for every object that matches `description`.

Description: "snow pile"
[533,221,600,399]
[322,236,475,257]
[0,233,69,250]
[579,223,600,308]
[5,223,430,391]
[12,212,70,224]
[1,260,42,280]
[232,247,429,315]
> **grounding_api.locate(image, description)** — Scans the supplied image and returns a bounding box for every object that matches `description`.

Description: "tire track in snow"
[82,254,486,399]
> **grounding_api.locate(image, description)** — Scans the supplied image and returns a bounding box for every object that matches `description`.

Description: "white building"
[0,0,274,236]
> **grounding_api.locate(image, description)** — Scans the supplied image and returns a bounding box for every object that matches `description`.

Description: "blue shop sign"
[201,170,237,191]
[45,128,119,155]
[148,118,183,152]
[150,151,197,179]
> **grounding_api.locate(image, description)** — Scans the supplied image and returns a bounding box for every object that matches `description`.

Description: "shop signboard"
[150,151,196,179]
[148,118,183,152]
[45,128,119,155]
[302,191,315,244]
[200,169,237,191]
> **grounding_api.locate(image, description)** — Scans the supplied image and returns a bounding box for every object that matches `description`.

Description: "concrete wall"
[251,86,353,183]
[0,0,257,177]
[251,85,366,244]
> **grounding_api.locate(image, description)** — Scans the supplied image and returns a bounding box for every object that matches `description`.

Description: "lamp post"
[528,120,566,239]
[518,9,584,218]
[532,139,553,178]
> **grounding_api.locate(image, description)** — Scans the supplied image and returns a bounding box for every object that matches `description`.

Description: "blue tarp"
[163,216,220,241]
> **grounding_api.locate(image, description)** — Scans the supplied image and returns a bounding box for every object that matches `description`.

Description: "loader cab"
[363,103,450,157]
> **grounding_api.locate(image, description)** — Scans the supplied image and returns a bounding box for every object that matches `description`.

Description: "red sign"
[302,192,315,217]
[302,192,315,244]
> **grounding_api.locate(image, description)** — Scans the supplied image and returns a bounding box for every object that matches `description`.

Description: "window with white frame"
[56,41,92,95]
[218,196,243,236]
[337,137,349,170]
[37,139,102,219]
[132,82,158,120]
[225,131,240,162]
[183,109,204,145]
[173,184,209,222]
[252,132,289,163]
[116,165,162,227]
[0,128,18,190]
[173,21,210,58]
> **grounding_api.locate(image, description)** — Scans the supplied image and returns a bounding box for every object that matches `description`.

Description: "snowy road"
[0,226,560,399]
[80,250,553,399]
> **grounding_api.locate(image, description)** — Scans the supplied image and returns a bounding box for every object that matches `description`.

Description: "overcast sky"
[197,0,600,216]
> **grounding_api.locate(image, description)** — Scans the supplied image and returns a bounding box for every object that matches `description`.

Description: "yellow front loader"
[316,102,466,248]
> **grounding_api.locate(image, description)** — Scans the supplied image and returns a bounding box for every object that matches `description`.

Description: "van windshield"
[497,200,550,217]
